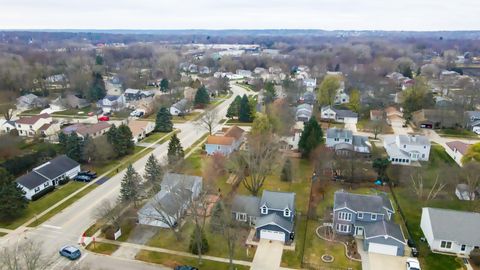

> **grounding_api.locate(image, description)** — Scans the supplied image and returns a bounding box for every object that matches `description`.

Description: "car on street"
[79,170,97,178]
[406,258,421,270]
[59,245,81,260]
[74,174,92,182]
[98,115,110,121]
[174,266,199,270]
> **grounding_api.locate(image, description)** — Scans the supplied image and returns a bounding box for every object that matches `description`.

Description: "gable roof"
[422,207,480,246]
[446,141,470,155]
[76,122,111,137]
[327,128,353,139]
[223,125,245,140]
[34,155,80,180]
[260,190,295,211]
[361,220,405,243]
[15,171,48,189]
[16,113,50,125]
[128,120,153,137]
[232,195,261,217]
[255,213,294,232]
[172,99,188,110]
[334,190,394,214]
[397,134,430,146]
[160,173,202,191]
[206,135,235,146]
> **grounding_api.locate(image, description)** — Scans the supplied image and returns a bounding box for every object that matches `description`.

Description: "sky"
[0,0,479,31]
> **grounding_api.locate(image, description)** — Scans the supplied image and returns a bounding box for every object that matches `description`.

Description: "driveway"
[345,123,358,133]
[251,239,284,270]
[368,253,407,270]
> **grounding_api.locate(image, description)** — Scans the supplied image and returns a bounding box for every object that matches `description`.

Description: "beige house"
[128,120,155,143]
[16,114,53,137]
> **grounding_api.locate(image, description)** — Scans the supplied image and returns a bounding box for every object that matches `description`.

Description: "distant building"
[445,141,470,167]
[320,106,358,124]
[62,122,111,139]
[170,99,190,116]
[326,128,371,155]
[383,135,431,165]
[296,104,313,122]
[97,95,126,113]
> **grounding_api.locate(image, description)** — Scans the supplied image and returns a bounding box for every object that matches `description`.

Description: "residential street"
[0,83,250,270]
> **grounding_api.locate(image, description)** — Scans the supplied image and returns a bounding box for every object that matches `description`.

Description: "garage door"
[368,242,398,256]
[260,229,285,242]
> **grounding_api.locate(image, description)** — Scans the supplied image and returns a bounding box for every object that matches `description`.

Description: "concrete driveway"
[251,239,284,270]
[369,253,407,270]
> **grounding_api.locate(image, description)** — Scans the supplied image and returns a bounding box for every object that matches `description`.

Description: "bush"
[189,228,209,255]
[31,185,55,201]
[471,248,480,266]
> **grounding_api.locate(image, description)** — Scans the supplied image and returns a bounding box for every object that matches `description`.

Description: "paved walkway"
[251,239,284,270]
[356,239,370,270]
[0,228,13,234]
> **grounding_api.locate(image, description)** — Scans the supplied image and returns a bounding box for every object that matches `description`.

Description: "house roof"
[34,155,80,180]
[334,108,358,118]
[260,190,295,211]
[466,111,480,120]
[255,213,294,232]
[160,173,202,191]
[38,123,52,131]
[385,107,402,117]
[232,195,261,217]
[370,110,383,118]
[352,135,370,149]
[128,120,153,138]
[105,95,121,101]
[422,207,480,246]
[334,190,394,214]
[327,128,353,139]
[360,220,405,243]
[206,135,235,146]
[15,171,48,190]
[139,189,191,217]
[16,113,50,125]
[223,125,245,140]
[172,99,188,110]
[76,122,111,137]
[446,141,470,155]
[397,135,430,146]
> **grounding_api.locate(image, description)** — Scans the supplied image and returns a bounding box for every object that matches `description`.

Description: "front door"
[355,227,364,236]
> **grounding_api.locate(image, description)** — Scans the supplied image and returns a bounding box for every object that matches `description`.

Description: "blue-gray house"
[333,190,406,256]
[232,190,295,244]
[205,126,245,156]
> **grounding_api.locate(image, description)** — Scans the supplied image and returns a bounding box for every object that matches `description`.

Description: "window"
[336,224,350,233]
[358,212,363,219]
[422,154,425,158]
[371,214,377,220]
[34,187,40,192]
[338,211,352,221]
[237,213,247,222]
[461,245,466,252]
[44,182,49,187]
[284,208,291,217]
[217,145,221,150]
[261,206,268,214]
[404,145,406,148]
[345,139,350,142]
[334,138,339,141]
[440,241,452,249]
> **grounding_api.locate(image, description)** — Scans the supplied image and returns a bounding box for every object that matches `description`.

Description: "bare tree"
[366,120,385,139]
[196,109,219,135]
[94,199,123,231]
[0,240,53,270]
[411,173,447,201]
[461,162,480,200]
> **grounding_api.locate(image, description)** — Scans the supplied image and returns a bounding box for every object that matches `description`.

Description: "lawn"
[136,250,250,270]
[86,242,119,255]
[0,181,90,229]
[172,111,202,123]
[52,106,93,116]
[436,128,478,138]
[223,119,254,126]
[140,131,170,144]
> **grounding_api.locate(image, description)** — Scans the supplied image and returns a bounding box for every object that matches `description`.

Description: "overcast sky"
[0,0,478,31]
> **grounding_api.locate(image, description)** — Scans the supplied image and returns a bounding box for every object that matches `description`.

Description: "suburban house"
[303,78,317,90]
[237,69,253,78]
[412,109,460,129]
[333,190,406,256]
[385,107,405,128]
[15,155,81,200]
[65,94,89,109]
[16,94,47,111]
[62,122,111,139]
[38,122,61,138]
[97,95,126,113]
[300,91,315,105]
[138,173,202,228]
[128,120,155,143]
[420,207,480,256]
[320,106,358,124]
[445,141,470,167]
[232,190,296,244]
[1,120,16,134]
[464,111,480,131]
[15,113,53,137]
[205,125,245,155]
[383,135,431,165]
[279,121,303,152]
[170,99,190,116]
[370,110,384,121]
[124,88,154,101]
[326,128,371,155]
[295,104,313,122]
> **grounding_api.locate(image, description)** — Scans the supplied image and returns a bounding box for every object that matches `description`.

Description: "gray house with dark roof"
[326,128,371,155]
[231,190,295,243]
[15,155,81,200]
[333,190,406,256]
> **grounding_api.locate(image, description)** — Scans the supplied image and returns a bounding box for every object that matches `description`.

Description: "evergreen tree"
[160,78,169,92]
[88,72,107,101]
[281,158,293,182]
[155,107,173,132]
[144,154,163,193]
[298,117,324,158]
[167,134,184,165]
[239,94,252,122]
[65,133,82,161]
[209,201,225,233]
[58,132,68,152]
[95,55,104,65]
[116,124,134,156]
[226,95,241,119]
[0,168,27,220]
[194,85,210,107]
[189,227,209,255]
[263,81,277,104]
[372,158,391,181]
[120,164,141,207]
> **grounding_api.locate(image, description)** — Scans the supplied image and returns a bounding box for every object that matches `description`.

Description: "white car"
[406,258,421,270]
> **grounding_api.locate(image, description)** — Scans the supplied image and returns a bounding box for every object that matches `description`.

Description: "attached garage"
[260,229,285,242]
[368,242,398,256]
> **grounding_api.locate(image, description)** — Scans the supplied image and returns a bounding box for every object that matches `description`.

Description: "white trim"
[358,212,364,219]
[371,214,377,220]
[338,211,352,221]
[336,223,351,233]
[256,222,292,233]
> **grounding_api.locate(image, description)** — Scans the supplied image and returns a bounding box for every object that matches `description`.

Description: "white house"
[15,155,80,200]
[138,173,202,228]
[320,106,358,124]
[128,120,155,143]
[15,113,53,137]
[170,99,190,116]
[97,95,126,113]
[383,135,431,165]
[446,141,470,167]
[420,207,480,257]
[236,69,253,78]
[326,128,371,154]
[1,120,16,134]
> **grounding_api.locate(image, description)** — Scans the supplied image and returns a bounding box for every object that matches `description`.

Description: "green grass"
[116,220,136,242]
[172,111,202,123]
[84,222,104,237]
[436,128,478,138]
[0,181,91,229]
[136,250,250,270]
[86,242,119,255]
[140,131,170,144]
[223,119,254,126]
[20,108,43,115]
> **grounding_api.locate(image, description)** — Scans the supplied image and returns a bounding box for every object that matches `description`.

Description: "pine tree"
[0,168,27,220]
[116,124,134,156]
[226,95,241,119]
[209,201,225,233]
[281,158,293,182]
[194,85,210,107]
[160,78,169,92]
[88,72,107,101]
[239,94,252,122]
[155,107,173,132]
[167,134,184,165]
[120,164,141,207]
[263,81,277,104]
[144,154,163,193]
[66,133,82,161]
[298,117,324,158]
[189,227,209,255]
[58,132,68,152]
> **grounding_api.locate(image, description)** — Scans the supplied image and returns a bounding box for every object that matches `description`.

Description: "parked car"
[79,171,97,178]
[74,175,92,182]
[59,246,81,260]
[406,258,421,270]
[411,247,419,257]
[98,116,110,121]
[174,266,198,270]
[130,110,145,117]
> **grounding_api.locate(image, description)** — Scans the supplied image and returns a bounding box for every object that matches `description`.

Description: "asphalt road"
[0,83,250,270]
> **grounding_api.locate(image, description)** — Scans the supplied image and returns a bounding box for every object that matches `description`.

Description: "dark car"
[174,266,199,270]
[79,171,97,178]
[74,175,92,182]
[59,245,81,260]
